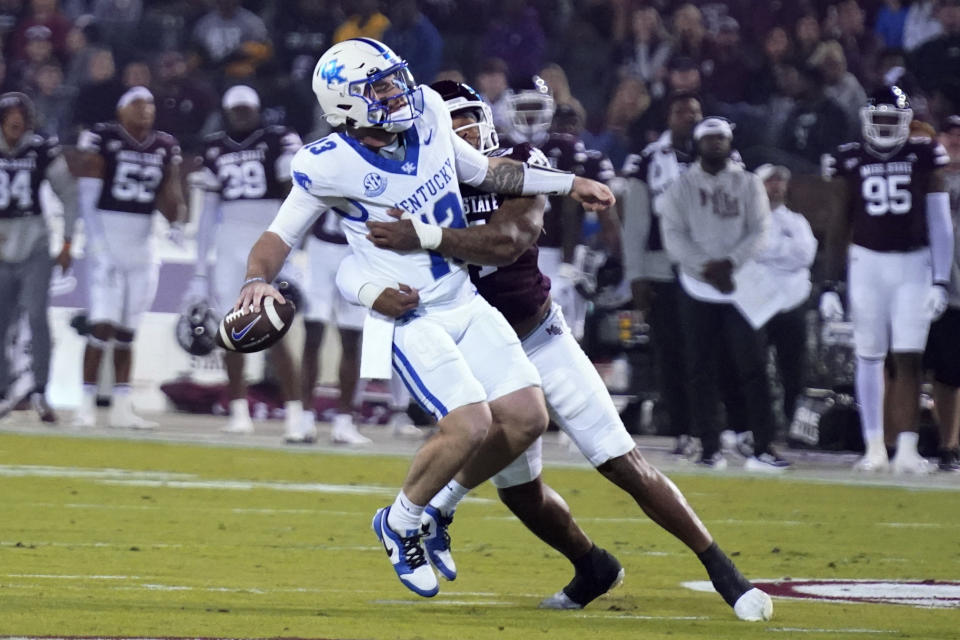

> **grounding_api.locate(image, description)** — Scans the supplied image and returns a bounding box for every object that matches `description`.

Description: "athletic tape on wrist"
[358,283,388,308]
[409,216,443,250]
[521,164,575,196]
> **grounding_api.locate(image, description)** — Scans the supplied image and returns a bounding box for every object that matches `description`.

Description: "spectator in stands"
[273,0,338,85]
[90,0,142,59]
[754,164,816,427]
[875,0,908,49]
[702,16,750,104]
[9,24,56,93]
[191,0,271,80]
[793,13,823,61]
[629,56,704,148]
[833,0,883,89]
[810,40,867,134]
[63,15,98,91]
[474,56,511,133]
[582,74,650,170]
[33,60,73,138]
[616,6,673,94]
[747,26,793,105]
[152,50,216,154]
[71,46,123,130]
[903,0,943,52]
[539,63,586,128]
[332,0,389,44]
[0,0,23,43]
[910,0,960,102]
[121,58,151,91]
[10,0,71,62]
[671,3,707,64]
[926,114,960,471]
[383,0,443,85]
[481,0,546,85]
[659,117,788,472]
[776,59,851,173]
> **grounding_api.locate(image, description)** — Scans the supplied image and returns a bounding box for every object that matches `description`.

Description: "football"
[215,296,296,353]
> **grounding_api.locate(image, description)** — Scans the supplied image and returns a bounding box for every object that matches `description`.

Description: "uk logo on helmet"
[320,59,346,85]
[363,172,387,197]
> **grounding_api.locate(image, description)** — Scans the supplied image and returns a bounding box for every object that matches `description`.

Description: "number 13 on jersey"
[420,191,465,279]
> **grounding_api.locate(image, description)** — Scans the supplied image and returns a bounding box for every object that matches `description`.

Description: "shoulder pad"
[202,131,225,143]
[837,141,861,153]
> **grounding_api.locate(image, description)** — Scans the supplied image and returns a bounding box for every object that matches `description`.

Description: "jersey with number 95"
[822,137,949,251]
[77,122,182,215]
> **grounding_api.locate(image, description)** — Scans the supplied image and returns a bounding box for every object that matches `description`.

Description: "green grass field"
[1,431,958,640]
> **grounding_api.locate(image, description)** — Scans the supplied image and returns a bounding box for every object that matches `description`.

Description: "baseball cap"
[943,115,960,133]
[693,117,734,141]
[117,86,153,109]
[25,25,52,41]
[222,85,260,110]
[755,163,791,182]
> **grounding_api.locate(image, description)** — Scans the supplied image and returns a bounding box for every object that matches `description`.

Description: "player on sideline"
[363,80,773,620]
[74,87,186,429]
[233,38,614,598]
[821,86,953,473]
[187,85,307,441]
[0,92,77,423]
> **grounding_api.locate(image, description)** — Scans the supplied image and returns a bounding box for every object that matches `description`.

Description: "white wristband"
[409,215,443,250]
[358,283,387,308]
[521,164,575,196]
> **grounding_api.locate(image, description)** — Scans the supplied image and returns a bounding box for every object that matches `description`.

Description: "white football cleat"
[330,413,371,444]
[109,395,157,430]
[72,408,96,428]
[853,450,889,472]
[891,451,932,475]
[733,587,773,621]
[284,411,317,444]
[388,411,422,438]
[221,413,254,434]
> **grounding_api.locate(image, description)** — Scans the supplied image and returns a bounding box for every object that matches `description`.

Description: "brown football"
[215,297,296,353]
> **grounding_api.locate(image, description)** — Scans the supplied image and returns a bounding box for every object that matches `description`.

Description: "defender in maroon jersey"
[365,81,774,620]
[821,85,953,473]
[74,86,186,429]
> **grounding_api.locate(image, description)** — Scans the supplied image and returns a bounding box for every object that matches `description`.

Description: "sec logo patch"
[363,172,387,197]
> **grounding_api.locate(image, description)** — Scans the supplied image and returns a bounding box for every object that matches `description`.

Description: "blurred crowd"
[0,0,955,168]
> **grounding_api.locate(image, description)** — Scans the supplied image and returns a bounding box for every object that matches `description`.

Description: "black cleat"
[938,448,960,472]
[539,547,624,609]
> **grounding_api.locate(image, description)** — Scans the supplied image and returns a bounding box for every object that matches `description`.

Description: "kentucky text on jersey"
[394,157,455,215]
[860,161,913,177]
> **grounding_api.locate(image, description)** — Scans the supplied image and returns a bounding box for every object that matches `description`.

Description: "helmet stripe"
[350,37,390,57]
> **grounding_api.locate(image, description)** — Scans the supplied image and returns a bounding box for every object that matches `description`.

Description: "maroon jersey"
[78,122,182,215]
[539,132,615,249]
[198,125,301,204]
[823,137,949,252]
[311,208,347,245]
[0,133,60,219]
[462,142,551,325]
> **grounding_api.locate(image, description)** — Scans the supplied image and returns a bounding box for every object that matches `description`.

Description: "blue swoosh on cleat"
[231,316,261,341]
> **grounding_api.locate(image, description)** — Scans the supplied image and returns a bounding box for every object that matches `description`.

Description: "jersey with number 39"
[823,138,949,252]
[270,85,483,303]
[78,122,182,215]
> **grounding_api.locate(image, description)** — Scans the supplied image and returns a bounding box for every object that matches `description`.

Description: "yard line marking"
[373,599,513,606]
[768,628,895,634]
[7,574,141,580]
[0,465,191,480]
[574,614,709,621]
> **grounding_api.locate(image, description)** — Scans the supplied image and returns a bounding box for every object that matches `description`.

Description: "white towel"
[360,309,395,379]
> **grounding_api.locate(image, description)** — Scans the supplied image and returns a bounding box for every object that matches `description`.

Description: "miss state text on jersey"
[461,142,551,324]
[198,126,301,202]
[77,122,182,215]
[0,134,59,219]
[289,85,470,292]
[823,137,949,252]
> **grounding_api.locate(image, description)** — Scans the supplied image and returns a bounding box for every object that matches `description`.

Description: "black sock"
[697,542,752,607]
[572,544,599,573]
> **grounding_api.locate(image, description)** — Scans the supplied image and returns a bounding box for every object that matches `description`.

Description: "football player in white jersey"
[234,38,614,598]
[821,86,953,473]
[363,80,774,620]
[187,85,306,441]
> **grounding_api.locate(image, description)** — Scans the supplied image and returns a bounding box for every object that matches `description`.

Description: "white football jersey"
[269,85,488,305]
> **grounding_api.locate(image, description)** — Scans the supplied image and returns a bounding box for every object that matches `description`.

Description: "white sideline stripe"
[877,522,954,528]
[0,465,191,480]
[34,502,347,516]
[8,574,141,580]
[3,541,184,549]
[769,628,894,634]
[574,614,709,621]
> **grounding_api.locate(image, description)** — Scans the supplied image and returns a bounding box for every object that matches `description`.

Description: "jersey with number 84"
[822,137,948,252]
